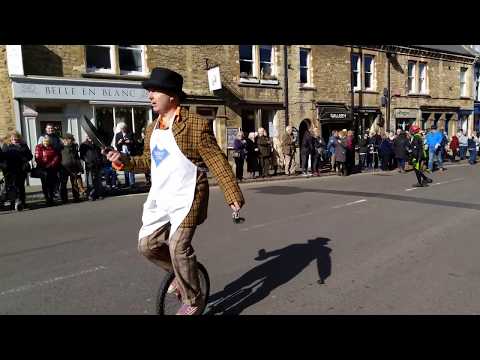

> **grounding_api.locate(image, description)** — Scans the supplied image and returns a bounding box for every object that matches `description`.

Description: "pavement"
[1,160,480,314]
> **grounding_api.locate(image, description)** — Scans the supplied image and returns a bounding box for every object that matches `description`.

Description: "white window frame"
[363,55,375,90]
[259,45,275,80]
[239,45,278,84]
[86,45,146,75]
[418,62,428,94]
[475,65,480,101]
[118,45,147,75]
[299,47,312,87]
[407,61,416,94]
[86,45,116,74]
[239,45,258,82]
[352,54,360,91]
[460,67,468,97]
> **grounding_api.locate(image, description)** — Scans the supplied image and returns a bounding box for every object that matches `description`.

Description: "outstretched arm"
[108,123,154,173]
[197,120,245,209]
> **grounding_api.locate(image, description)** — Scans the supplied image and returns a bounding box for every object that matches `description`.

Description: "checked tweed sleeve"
[121,122,154,173]
[198,120,245,207]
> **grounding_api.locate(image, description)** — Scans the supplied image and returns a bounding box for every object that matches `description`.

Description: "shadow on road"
[206,237,332,315]
[252,186,480,211]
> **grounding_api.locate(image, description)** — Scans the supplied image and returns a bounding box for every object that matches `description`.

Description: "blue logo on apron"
[152,145,169,167]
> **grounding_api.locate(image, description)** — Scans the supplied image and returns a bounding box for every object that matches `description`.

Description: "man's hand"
[230,201,242,212]
[106,150,122,163]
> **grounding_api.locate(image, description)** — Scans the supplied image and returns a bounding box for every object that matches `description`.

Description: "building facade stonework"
[0,45,476,176]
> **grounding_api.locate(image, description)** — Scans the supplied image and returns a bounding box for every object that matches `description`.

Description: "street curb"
[25,161,473,200]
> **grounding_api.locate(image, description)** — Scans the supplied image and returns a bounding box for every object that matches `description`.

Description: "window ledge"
[82,72,149,81]
[460,96,472,100]
[239,77,260,84]
[407,93,431,98]
[356,89,379,94]
[238,82,282,89]
[299,85,316,91]
[260,79,279,85]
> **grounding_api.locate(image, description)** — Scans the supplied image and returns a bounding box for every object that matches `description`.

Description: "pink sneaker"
[176,301,204,315]
[167,279,179,294]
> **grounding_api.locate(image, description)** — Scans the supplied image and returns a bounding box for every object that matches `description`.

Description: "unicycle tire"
[156,262,210,315]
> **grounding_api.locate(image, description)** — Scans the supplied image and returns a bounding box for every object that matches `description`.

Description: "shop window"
[241,109,256,135]
[94,105,151,145]
[197,107,218,137]
[261,109,275,138]
[299,48,312,86]
[95,107,114,144]
[133,107,149,139]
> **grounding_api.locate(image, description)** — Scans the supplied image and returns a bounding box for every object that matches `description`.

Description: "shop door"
[38,113,65,139]
[395,118,415,132]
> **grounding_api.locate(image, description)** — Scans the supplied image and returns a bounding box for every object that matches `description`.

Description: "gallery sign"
[395,108,418,119]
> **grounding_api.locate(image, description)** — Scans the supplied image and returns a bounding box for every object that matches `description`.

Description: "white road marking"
[240,212,315,232]
[332,199,367,209]
[405,178,464,191]
[117,193,148,198]
[0,265,107,297]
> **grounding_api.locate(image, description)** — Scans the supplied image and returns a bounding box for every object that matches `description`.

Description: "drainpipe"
[387,50,391,131]
[283,45,289,127]
[350,45,355,131]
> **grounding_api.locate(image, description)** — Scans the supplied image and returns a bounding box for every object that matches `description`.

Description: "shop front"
[474,103,480,133]
[354,106,381,136]
[457,109,473,135]
[11,76,152,185]
[394,108,418,132]
[420,106,460,135]
[317,103,351,142]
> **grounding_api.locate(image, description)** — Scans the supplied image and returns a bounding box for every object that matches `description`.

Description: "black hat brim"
[142,80,187,101]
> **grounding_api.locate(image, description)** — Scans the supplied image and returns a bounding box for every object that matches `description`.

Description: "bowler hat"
[142,67,187,101]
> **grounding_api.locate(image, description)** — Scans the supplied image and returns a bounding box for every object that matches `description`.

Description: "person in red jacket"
[35,135,61,206]
[449,134,459,162]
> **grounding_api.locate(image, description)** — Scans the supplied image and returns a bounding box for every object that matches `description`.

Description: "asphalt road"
[1,163,480,315]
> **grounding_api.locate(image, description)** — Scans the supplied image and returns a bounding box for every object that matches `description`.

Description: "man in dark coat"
[393,131,410,173]
[256,127,273,178]
[300,128,314,176]
[80,136,104,200]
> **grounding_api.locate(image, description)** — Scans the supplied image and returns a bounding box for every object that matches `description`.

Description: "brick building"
[0,44,477,183]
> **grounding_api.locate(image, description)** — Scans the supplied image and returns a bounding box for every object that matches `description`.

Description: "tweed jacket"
[123,107,245,227]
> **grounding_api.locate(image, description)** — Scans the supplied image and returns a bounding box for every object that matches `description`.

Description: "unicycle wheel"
[156,262,210,315]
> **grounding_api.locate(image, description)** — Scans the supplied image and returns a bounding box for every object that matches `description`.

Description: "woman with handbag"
[233,131,247,182]
[35,135,61,206]
[0,131,33,211]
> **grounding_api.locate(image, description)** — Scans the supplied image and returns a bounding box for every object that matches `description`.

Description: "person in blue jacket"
[425,125,446,172]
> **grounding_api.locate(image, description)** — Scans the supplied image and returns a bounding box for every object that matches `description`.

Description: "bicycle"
[156,210,245,315]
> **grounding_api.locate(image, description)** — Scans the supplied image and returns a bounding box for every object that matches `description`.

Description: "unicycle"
[156,262,210,315]
[155,211,244,315]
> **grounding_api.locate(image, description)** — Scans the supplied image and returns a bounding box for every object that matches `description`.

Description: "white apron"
[138,115,197,241]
